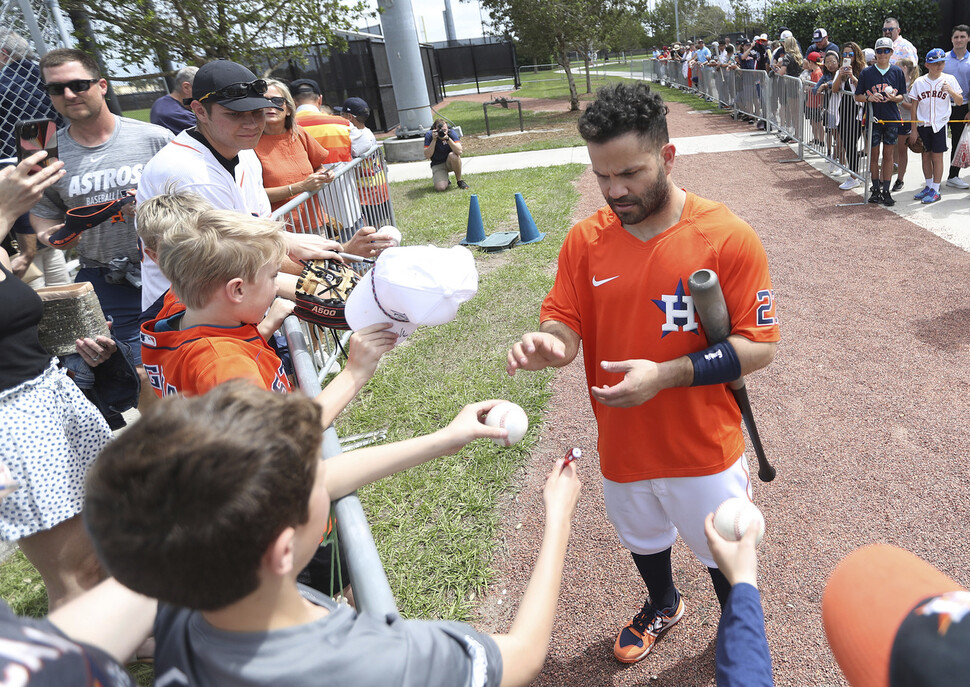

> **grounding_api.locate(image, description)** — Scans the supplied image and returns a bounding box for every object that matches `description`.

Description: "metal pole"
[16,0,47,55]
[377,0,434,136]
[282,316,399,618]
[44,0,74,49]
[674,0,680,44]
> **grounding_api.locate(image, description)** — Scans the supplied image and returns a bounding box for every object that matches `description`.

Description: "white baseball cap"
[345,245,479,340]
[780,30,793,39]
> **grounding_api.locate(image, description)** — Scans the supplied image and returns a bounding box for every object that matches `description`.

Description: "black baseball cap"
[191,60,281,112]
[337,97,370,120]
[291,78,321,95]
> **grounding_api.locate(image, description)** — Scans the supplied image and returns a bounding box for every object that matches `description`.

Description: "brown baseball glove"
[907,135,925,154]
[293,260,359,330]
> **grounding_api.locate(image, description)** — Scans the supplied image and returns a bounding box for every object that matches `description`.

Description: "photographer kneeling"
[424,118,469,191]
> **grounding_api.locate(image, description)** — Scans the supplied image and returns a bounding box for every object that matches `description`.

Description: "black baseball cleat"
[881,191,895,206]
[457,180,470,190]
[868,187,882,204]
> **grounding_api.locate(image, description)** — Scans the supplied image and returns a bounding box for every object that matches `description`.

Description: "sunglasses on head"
[198,79,268,103]
[43,78,98,96]
[875,48,892,54]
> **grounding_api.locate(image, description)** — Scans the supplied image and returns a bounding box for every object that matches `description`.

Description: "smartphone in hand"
[16,119,58,171]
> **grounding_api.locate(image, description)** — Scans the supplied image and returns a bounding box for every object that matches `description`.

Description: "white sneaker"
[946,177,970,189]
[827,162,838,174]
[839,177,860,190]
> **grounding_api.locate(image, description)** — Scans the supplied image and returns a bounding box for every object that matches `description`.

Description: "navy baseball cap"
[925,48,946,64]
[824,544,970,687]
[291,78,321,95]
[191,60,281,112]
[337,97,370,120]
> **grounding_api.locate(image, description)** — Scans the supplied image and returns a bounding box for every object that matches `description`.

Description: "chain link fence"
[1,0,72,161]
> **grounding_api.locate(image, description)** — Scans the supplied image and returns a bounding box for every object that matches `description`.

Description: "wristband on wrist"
[687,340,741,387]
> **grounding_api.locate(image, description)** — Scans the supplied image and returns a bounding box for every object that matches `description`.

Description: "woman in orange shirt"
[255,80,334,231]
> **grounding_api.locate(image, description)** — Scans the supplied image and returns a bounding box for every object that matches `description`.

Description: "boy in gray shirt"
[85,382,581,687]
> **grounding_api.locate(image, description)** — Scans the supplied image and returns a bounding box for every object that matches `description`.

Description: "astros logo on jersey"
[652,279,699,337]
[915,591,970,636]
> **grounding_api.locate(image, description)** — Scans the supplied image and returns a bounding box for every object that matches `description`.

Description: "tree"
[61,0,371,76]
[481,0,629,110]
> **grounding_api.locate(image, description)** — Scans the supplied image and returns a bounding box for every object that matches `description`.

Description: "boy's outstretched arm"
[490,459,581,687]
[314,322,398,427]
[47,578,157,664]
[705,514,774,687]
[323,399,508,498]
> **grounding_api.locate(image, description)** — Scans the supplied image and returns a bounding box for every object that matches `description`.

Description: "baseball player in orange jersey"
[507,82,779,664]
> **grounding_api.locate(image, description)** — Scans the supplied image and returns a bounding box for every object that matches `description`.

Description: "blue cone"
[461,194,485,245]
[515,192,545,244]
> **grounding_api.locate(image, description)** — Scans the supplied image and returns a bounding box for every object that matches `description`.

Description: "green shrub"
[766,0,941,55]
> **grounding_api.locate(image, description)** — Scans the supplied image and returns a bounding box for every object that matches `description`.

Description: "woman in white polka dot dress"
[0,153,112,610]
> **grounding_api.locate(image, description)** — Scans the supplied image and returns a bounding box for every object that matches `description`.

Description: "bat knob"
[758,465,776,482]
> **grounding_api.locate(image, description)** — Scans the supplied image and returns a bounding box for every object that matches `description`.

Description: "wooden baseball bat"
[688,269,776,482]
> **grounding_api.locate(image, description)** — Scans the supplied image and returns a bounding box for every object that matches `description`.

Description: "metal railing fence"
[272,143,395,384]
[282,316,399,619]
[643,60,877,203]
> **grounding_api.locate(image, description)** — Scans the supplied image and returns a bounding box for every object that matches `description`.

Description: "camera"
[437,127,447,139]
[20,123,38,139]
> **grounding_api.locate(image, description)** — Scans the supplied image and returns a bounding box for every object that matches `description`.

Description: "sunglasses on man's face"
[875,48,892,54]
[198,79,268,103]
[883,27,898,33]
[43,78,98,96]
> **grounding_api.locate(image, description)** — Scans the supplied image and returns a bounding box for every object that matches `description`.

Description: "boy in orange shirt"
[140,208,396,427]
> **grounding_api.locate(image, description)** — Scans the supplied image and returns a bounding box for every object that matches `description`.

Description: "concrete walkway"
[390,133,970,253]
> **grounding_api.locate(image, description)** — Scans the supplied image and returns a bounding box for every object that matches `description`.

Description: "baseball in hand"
[713,497,765,545]
[485,401,529,447]
[377,225,402,246]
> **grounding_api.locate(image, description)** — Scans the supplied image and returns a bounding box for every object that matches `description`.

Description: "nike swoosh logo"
[88,154,107,165]
[592,275,619,287]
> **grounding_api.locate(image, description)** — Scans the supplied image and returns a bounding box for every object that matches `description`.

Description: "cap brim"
[823,544,964,687]
[345,269,419,341]
[219,96,284,112]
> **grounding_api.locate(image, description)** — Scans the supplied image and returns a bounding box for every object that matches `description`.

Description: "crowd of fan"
[2,26,970,687]
[652,20,970,206]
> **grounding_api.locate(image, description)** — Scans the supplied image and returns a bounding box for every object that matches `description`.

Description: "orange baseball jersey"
[140,309,290,398]
[541,192,779,482]
[294,110,352,163]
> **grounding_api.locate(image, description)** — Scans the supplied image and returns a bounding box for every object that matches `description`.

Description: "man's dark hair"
[84,380,322,611]
[578,81,669,147]
[954,24,970,36]
[39,48,101,79]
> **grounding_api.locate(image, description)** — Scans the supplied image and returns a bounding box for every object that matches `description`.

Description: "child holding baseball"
[909,48,965,204]
[705,513,774,686]
[84,381,580,687]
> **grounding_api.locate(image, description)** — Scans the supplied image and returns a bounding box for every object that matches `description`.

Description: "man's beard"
[605,166,670,226]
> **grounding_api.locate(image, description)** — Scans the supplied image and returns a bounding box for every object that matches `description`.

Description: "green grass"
[123,107,152,123]
[342,164,585,620]
[0,551,48,617]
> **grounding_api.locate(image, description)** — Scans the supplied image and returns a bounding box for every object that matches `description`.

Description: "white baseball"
[376,225,402,246]
[485,402,529,447]
[713,498,765,545]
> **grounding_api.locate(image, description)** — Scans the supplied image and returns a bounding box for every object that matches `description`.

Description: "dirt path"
[474,107,970,686]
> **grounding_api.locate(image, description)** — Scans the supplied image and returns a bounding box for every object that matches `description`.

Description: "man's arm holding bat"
[589,337,775,408]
